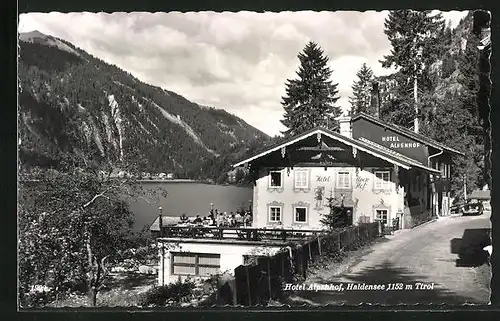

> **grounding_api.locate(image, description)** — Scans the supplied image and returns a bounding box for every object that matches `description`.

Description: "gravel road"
[287,213,491,306]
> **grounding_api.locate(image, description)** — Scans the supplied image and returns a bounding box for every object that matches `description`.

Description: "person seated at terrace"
[222,212,231,226]
[193,214,203,224]
[215,213,223,227]
[234,212,243,225]
[243,212,252,226]
[206,212,215,226]
[179,213,189,223]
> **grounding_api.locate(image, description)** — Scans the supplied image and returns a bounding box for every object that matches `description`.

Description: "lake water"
[128,181,253,231]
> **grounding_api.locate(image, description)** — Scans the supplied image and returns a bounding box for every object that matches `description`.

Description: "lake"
[128,181,253,231]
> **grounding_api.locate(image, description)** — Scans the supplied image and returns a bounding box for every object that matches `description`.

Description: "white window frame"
[336,171,351,189]
[268,206,282,222]
[293,206,308,223]
[170,252,220,277]
[269,170,283,188]
[294,169,309,189]
[375,209,388,225]
[374,170,391,190]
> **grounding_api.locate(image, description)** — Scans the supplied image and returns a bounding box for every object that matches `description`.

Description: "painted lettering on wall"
[381,136,400,142]
[381,136,421,149]
[314,186,325,210]
[316,175,331,182]
[389,142,420,148]
[355,175,369,190]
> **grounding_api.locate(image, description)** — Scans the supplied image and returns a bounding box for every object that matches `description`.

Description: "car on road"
[461,201,484,216]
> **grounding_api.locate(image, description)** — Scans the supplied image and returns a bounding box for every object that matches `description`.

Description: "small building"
[153,223,320,285]
[156,236,285,285]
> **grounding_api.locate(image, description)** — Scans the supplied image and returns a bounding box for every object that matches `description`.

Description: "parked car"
[462,201,484,216]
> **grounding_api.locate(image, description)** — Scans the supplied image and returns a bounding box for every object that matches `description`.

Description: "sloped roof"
[351,112,465,156]
[357,137,440,174]
[232,126,440,174]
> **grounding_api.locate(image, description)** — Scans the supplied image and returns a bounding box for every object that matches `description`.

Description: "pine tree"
[280,41,341,137]
[380,10,445,132]
[319,190,347,229]
[419,16,485,197]
[349,63,374,115]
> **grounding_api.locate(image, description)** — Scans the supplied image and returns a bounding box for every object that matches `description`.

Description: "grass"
[306,237,386,282]
[49,272,157,307]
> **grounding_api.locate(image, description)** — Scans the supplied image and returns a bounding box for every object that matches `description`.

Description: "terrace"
[153,225,325,245]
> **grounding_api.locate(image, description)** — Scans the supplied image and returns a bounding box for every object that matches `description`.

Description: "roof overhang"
[357,137,441,175]
[233,127,412,170]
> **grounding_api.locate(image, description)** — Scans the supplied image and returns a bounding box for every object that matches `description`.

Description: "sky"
[18,10,469,136]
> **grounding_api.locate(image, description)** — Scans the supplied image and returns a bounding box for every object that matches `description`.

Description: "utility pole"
[463,175,467,202]
[413,38,421,134]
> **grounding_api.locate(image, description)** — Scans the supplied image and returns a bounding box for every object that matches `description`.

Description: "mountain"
[375,12,475,119]
[18,31,269,180]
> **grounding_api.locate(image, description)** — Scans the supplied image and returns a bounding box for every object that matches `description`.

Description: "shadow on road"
[451,228,491,267]
[287,261,487,305]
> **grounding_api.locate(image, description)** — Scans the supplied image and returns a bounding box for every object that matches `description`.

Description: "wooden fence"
[200,222,380,306]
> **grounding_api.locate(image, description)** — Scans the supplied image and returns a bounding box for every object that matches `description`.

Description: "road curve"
[288,213,491,306]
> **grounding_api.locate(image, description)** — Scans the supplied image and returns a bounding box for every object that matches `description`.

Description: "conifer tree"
[320,190,347,229]
[280,41,341,137]
[380,10,445,132]
[349,63,374,115]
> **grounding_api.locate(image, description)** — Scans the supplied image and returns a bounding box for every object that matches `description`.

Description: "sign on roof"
[352,118,428,164]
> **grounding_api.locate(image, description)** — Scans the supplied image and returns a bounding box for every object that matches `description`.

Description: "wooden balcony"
[154,225,325,243]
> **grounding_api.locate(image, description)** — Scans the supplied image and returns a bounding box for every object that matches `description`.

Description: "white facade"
[157,241,282,285]
[252,165,408,230]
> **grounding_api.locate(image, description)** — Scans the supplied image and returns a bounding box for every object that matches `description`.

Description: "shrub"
[138,277,196,307]
[19,288,58,308]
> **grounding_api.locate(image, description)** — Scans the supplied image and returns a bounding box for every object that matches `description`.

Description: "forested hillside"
[18,31,269,182]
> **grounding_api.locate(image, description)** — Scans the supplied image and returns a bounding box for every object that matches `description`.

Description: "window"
[294,170,309,189]
[294,207,307,223]
[269,171,283,188]
[171,252,220,276]
[269,206,282,222]
[374,171,391,190]
[375,209,388,224]
[337,171,351,189]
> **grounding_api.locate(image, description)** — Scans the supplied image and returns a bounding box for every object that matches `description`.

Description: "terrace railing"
[156,226,325,242]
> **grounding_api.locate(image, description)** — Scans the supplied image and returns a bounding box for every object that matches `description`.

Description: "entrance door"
[344,207,354,226]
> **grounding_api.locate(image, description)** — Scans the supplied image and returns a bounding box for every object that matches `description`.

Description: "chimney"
[158,206,163,237]
[336,115,352,138]
[370,81,380,118]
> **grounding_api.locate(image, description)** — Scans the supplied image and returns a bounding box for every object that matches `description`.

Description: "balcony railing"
[154,226,325,242]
